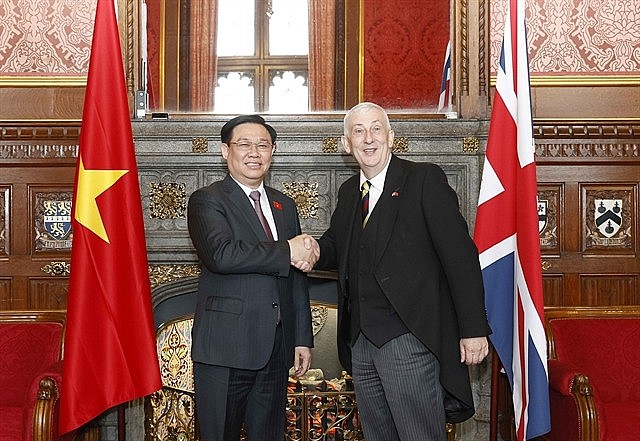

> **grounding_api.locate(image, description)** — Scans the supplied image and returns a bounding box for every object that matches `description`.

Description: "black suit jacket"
[316,155,491,421]
[188,174,313,370]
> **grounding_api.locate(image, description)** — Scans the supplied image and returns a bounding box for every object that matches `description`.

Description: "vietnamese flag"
[60,0,161,434]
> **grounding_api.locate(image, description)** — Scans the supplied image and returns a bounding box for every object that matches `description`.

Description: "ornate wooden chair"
[0,310,68,441]
[543,306,640,441]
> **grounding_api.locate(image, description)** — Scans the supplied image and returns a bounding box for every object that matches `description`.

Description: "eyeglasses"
[228,141,274,152]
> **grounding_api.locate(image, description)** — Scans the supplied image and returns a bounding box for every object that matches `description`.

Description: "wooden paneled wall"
[1,117,638,311]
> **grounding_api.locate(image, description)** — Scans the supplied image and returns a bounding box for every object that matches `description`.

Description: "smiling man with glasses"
[187,114,319,440]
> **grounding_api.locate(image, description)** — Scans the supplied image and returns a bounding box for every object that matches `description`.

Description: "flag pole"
[117,404,126,441]
[489,349,500,441]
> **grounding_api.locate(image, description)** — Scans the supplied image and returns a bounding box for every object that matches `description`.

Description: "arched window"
[145,0,335,113]
[215,0,309,113]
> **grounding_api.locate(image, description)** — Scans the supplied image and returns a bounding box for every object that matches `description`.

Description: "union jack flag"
[437,40,452,113]
[472,0,550,439]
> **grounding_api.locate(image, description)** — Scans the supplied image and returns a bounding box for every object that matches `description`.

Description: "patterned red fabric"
[0,322,63,441]
[550,317,640,441]
[363,0,449,109]
[0,407,23,441]
[0,323,62,405]
[602,401,640,441]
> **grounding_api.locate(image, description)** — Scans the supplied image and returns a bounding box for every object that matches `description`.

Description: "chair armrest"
[24,361,63,441]
[547,359,599,441]
[548,359,584,396]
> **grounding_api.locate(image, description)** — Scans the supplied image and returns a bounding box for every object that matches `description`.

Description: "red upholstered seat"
[544,307,640,441]
[0,311,67,441]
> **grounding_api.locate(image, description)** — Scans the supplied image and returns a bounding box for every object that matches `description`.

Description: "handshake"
[287,234,320,273]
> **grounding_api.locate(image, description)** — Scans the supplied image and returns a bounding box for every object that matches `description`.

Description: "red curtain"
[189,0,218,112]
[308,0,336,111]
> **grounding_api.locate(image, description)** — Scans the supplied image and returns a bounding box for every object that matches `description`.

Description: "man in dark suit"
[314,102,491,440]
[188,114,317,440]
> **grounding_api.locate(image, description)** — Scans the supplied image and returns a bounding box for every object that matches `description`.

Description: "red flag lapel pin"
[273,201,283,211]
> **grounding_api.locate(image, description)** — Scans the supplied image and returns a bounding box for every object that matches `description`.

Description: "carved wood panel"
[538,164,640,307]
[0,164,75,310]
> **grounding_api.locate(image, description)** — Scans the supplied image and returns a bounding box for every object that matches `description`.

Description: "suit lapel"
[338,177,361,277]
[372,156,406,264]
[223,175,267,240]
[265,187,285,239]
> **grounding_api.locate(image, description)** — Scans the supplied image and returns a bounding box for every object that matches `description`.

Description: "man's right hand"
[288,234,319,272]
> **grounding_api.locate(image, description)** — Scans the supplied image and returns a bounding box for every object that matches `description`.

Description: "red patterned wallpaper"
[363,0,450,110]
[0,0,95,77]
[490,0,640,77]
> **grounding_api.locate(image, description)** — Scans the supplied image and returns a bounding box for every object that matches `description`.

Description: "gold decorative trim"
[149,182,187,219]
[491,75,640,87]
[146,389,196,441]
[311,305,328,336]
[192,137,209,153]
[41,261,71,277]
[462,136,479,152]
[322,137,339,153]
[148,264,200,288]
[391,137,408,153]
[478,0,486,97]
[282,182,319,219]
[0,76,87,87]
[0,187,8,255]
[460,0,469,94]
[157,318,194,392]
[125,0,135,97]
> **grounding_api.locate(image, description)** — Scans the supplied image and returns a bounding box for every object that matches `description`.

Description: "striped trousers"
[351,332,446,441]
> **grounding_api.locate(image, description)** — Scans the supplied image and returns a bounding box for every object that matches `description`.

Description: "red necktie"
[250,190,274,240]
[361,181,371,228]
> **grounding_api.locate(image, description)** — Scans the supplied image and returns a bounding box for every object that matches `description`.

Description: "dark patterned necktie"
[249,190,274,240]
[361,181,371,228]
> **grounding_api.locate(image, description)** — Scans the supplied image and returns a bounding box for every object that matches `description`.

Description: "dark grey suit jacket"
[188,174,313,370]
[316,155,491,422]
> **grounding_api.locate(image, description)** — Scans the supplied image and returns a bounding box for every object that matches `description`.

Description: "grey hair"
[343,102,391,135]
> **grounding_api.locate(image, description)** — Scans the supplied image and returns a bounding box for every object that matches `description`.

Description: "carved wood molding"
[0,145,78,159]
[533,121,640,139]
[0,122,80,159]
[0,123,81,141]
[535,143,639,160]
[459,0,469,95]
[533,121,640,160]
[478,0,487,97]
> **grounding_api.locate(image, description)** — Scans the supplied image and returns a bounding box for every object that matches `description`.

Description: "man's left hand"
[292,346,312,378]
[459,337,489,365]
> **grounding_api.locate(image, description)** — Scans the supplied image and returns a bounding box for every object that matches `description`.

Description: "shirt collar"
[230,176,266,199]
[360,153,391,191]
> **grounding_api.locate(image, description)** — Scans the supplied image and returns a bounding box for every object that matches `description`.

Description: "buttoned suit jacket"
[316,155,491,422]
[188,174,313,371]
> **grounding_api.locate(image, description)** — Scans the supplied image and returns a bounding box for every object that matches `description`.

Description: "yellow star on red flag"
[74,155,128,243]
